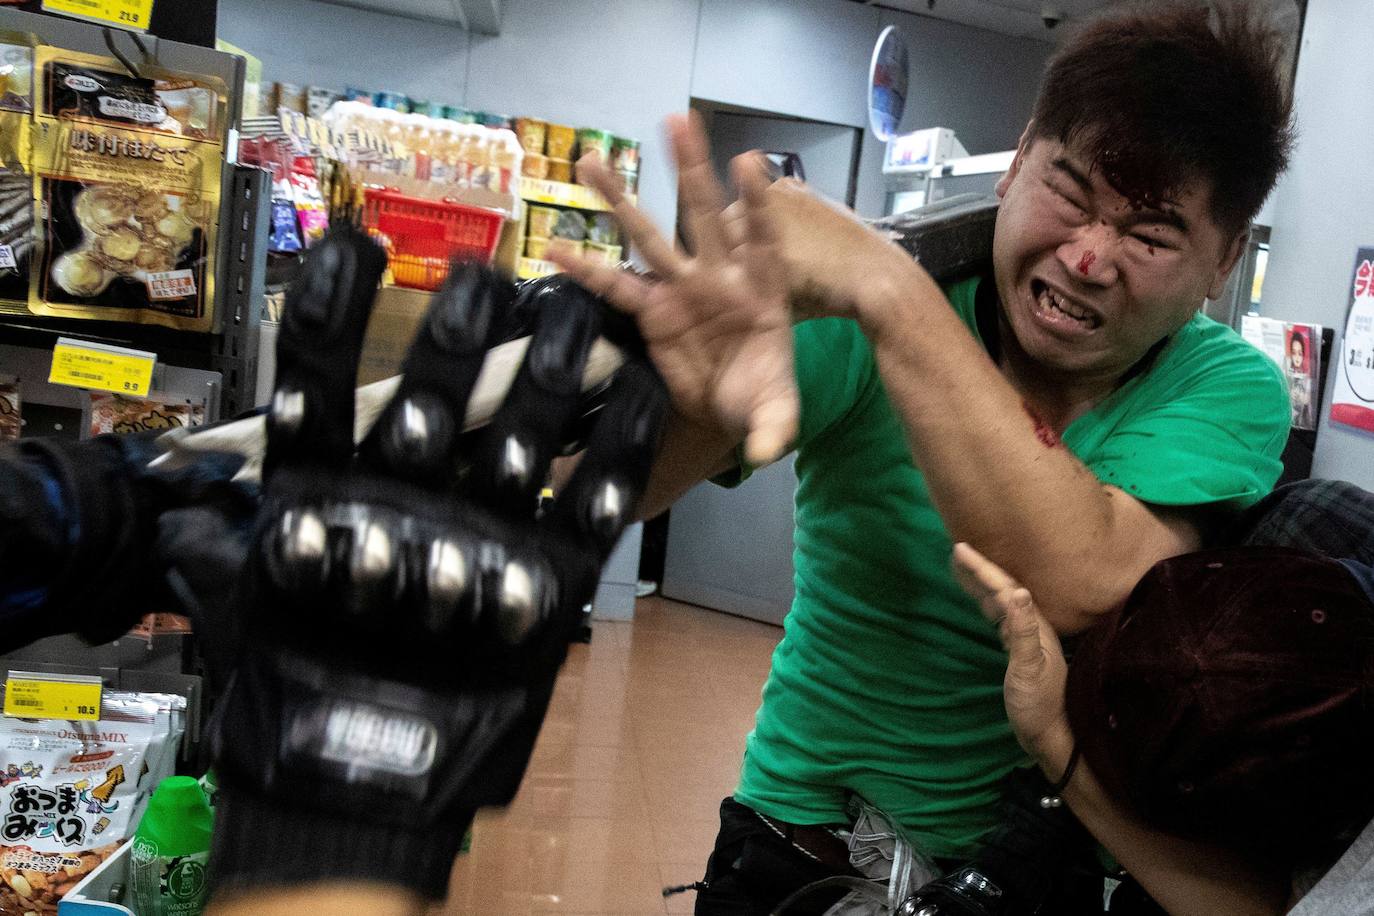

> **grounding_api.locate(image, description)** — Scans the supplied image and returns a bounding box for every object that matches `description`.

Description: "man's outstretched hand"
[550,112,797,467]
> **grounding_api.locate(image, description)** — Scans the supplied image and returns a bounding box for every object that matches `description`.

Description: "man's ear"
[1207,230,1249,301]
[995,121,1036,199]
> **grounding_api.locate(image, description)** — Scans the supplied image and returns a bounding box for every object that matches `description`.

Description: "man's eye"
[1132,233,1172,250]
[1049,186,1087,213]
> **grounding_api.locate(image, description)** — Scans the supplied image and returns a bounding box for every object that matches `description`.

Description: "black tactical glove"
[205,225,667,901]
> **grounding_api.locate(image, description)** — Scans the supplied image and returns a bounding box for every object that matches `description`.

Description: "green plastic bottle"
[129,776,214,916]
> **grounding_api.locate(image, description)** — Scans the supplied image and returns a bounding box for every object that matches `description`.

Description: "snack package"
[0,689,187,913]
[127,614,193,642]
[88,391,204,436]
[238,136,302,255]
[27,48,226,331]
[0,378,18,441]
[287,155,327,247]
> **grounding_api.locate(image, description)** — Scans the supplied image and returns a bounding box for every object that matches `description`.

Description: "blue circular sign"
[868,26,909,141]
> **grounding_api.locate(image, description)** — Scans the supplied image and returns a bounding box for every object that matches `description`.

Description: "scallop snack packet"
[26,47,227,331]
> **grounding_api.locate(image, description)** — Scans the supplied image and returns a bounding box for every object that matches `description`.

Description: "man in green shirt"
[554,3,1293,912]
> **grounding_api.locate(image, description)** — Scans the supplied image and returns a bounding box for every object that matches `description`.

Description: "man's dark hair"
[1030,1,1295,236]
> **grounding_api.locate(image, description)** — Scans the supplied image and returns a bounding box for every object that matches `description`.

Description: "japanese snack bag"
[27,47,227,331]
[0,691,163,913]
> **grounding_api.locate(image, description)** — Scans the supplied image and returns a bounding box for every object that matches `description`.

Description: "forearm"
[636,408,742,520]
[208,884,425,916]
[1033,734,1288,916]
[857,257,1192,629]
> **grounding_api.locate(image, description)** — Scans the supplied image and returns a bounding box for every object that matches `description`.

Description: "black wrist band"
[1039,744,1081,809]
[208,788,471,902]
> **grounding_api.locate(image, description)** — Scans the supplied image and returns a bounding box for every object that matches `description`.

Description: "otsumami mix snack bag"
[0,691,169,913]
[27,47,227,331]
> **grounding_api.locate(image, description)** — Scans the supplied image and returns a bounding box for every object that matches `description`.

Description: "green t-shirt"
[730,276,1290,860]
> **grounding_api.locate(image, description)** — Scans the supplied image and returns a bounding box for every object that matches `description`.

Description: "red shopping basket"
[360,187,505,291]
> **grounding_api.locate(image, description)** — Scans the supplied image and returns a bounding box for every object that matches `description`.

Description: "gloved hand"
[203,225,667,901]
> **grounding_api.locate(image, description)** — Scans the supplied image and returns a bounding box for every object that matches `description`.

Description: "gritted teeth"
[1031,280,1100,328]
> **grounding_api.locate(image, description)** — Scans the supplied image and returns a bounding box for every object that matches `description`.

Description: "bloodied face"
[992,136,1245,382]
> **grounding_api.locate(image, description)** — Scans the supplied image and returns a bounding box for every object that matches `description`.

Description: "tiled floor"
[438,595,783,915]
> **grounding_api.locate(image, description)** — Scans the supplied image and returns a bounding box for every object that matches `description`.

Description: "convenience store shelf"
[518,177,633,212]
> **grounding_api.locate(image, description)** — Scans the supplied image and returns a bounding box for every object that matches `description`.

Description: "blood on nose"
[1077,250,1096,275]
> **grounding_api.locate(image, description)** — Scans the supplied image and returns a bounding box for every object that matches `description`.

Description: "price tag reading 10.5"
[41,0,155,33]
[3,673,103,721]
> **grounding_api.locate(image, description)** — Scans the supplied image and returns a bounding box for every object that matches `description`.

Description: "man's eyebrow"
[1124,207,1189,235]
[1050,157,1093,196]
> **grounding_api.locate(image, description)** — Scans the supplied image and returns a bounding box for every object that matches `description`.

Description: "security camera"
[1042,4,1062,28]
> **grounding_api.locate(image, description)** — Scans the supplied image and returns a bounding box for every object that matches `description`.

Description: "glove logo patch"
[289,701,438,778]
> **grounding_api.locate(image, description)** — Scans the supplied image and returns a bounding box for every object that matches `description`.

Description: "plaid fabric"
[1231,479,1374,565]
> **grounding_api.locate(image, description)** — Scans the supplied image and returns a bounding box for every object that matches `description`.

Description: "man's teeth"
[1037,287,1091,323]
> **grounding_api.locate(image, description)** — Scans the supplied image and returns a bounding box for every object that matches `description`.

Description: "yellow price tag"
[4,674,102,721]
[41,0,155,32]
[49,337,156,397]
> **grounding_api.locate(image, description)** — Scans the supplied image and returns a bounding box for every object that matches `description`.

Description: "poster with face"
[1285,323,1319,430]
[1241,315,1322,431]
[1330,249,1374,434]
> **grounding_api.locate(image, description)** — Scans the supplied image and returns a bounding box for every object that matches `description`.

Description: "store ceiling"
[314,0,501,34]
[316,0,1298,48]
[864,0,1302,44]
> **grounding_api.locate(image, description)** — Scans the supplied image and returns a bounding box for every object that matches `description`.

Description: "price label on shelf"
[517,177,618,212]
[42,0,154,32]
[49,337,156,397]
[517,257,559,281]
[3,672,103,721]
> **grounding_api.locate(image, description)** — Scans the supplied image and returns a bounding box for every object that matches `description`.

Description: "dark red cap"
[1065,547,1374,863]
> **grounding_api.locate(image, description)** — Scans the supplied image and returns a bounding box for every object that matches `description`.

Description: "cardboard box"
[358,285,431,386]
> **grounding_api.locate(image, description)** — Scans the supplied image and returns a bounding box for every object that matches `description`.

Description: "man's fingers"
[722,199,746,251]
[742,389,799,467]
[1000,589,1048,676]
[576,153,681,276]
[952,543,1045,654]
[734,152,779,247]
[952,542,1021,599]
[669,112,730,263]
[732,151,788,291]
[548,250,655,317]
